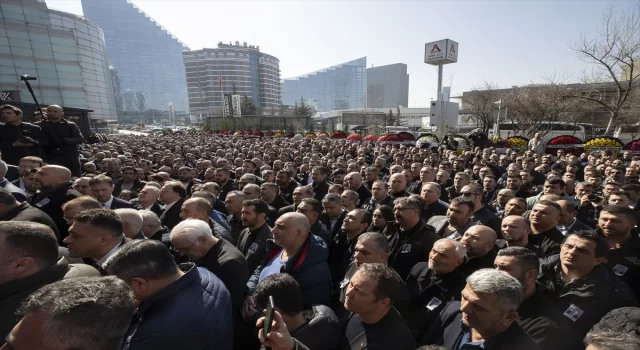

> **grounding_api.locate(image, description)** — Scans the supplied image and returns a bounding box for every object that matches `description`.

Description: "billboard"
[232,95,242,117]
[424,39,458,65]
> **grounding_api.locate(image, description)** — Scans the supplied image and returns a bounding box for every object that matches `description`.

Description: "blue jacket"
[210,209,232,232]
[247,234,332,308]
[123,263,232,350]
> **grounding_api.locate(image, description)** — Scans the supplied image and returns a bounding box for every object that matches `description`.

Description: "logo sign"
[0,91,16,102]
[425,39,458,65]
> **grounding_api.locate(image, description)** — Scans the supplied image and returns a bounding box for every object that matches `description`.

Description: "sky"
[45,0,636,107]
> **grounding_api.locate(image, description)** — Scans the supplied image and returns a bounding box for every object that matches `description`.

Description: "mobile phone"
[262,295,275,342]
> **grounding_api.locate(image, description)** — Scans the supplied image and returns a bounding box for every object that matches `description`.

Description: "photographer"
[577,182,621,227]
[39,105,84,177]
[0,104,47,166]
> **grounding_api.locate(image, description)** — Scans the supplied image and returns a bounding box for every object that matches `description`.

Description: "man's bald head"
[344,172,363,190]
[272,212,311,250]
[461,225,497,257]
[35,165,72,190]
[282,212,311,234]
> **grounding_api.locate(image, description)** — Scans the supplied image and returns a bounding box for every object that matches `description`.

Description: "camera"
[588,194,602,202]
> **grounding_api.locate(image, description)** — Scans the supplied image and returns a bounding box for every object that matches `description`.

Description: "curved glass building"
[0,0,117,119]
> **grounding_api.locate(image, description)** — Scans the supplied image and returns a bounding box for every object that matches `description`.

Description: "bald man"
[31,165,82,243]
[39,105,84,176]
[499,215,544,257]
[459,225,498,275]
[344,171,371,207]
[179,197,232,242]
[244,212,332,312]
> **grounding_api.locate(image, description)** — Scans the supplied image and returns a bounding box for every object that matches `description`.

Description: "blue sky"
[46,0,634,107]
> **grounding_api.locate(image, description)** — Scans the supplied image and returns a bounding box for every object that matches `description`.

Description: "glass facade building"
[81,0,189,116]
[367,63,409,109]
[281,57,367,112]
[0,0,117,119]
[183,42,280,113]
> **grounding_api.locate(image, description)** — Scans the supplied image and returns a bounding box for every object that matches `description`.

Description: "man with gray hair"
[585,330,640,350]
[2,276,135,350]
[279,185,314,215]
[105,240,232,350]
[422,268,539,349]
[114,208,145,239]
[405,239,467,341]
[140,209,169,243]
[170,219,248,311]
[320,193,347,239]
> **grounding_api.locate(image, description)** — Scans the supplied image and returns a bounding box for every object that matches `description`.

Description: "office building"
[281,57,367,112]
[366,63,409,108]
[0,0,117,120]
[82,0,189,116]
[183,42,280,113]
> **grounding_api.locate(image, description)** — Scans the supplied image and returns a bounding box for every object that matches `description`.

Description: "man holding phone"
[0,104,47,166]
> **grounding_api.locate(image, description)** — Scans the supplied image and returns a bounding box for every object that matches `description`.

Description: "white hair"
[0,159,7,177]
[113,208,143,233]
[436,238,466,260]
[466,269,523,312]
[139,210,160,227]
[170,219,211,242]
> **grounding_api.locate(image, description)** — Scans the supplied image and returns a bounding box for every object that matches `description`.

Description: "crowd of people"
[1,103,640,350]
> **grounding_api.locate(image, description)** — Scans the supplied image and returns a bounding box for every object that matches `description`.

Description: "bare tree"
[503,84,581,138]
[569,2,640,134]
[460,81,503,134]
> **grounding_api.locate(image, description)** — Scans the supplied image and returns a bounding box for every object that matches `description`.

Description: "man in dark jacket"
[360,180,394,214]
[0,104,47,166]
[63,209,131,274]
[244,213,332,319]
[495,247,575,350]
[237,199,273,273]
[422,269,540,349]
[216,167,237,201]
[428,197,477,239]
[462,183,502,234]
[159,181,187,230]
[529,200,565,256]
[296,198,331,246]
[39,105,84,177]
[225,190,246,245]
[319,193,347,239]
[170,219,249,310]
[0,160,28,203]
[459,225,498,276]
[597,205,640,299]
[385,196,439,280]
[0,188,59,237]
[344,172,371,207]
[0,222,99,337]
[537,231,638,339]
[311,166,331,201]
[254,274,340,350]
[261,182,290,211]
[89,174,135,210]
[32,165,82,243]
[279,185,314,216]
[105,240,232,350]
[113,166,146,197]
[420,182,448,222]
[405,239,466,342]
[328,209,371,296]
[277,169,299,205]
[339,263,416,350]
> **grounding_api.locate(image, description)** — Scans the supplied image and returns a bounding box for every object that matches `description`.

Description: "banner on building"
[232,95,242,117]
[223,94,232,117]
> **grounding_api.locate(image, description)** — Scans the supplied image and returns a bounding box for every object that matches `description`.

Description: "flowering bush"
[274,132,283,138]
[449,134,472,149]
[364,135,377,142]
[305,133,316,138]
[347,133,363,141]
[418,133,439,143]
[506,136,528,147]
[331,131,347,139]
[491,136,511,148]
[548,135,582,145]
[397,132,416,141]
[623,140,640,151]
[284,131,294,138]
[584,137,624,149]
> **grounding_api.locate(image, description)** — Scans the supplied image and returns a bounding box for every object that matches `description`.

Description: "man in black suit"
[89,174,134,210]
[134,186,163,217]
[422,269,539,349]
[113,166,146,197]
[557,199,593,235]
[0,188,59,238]
[62,208,131,274]
[32,165,82,243]
[311,166,330,201]
[159,181,187,230]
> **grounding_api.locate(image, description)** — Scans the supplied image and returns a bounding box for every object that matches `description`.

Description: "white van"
[489,121,586,142]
